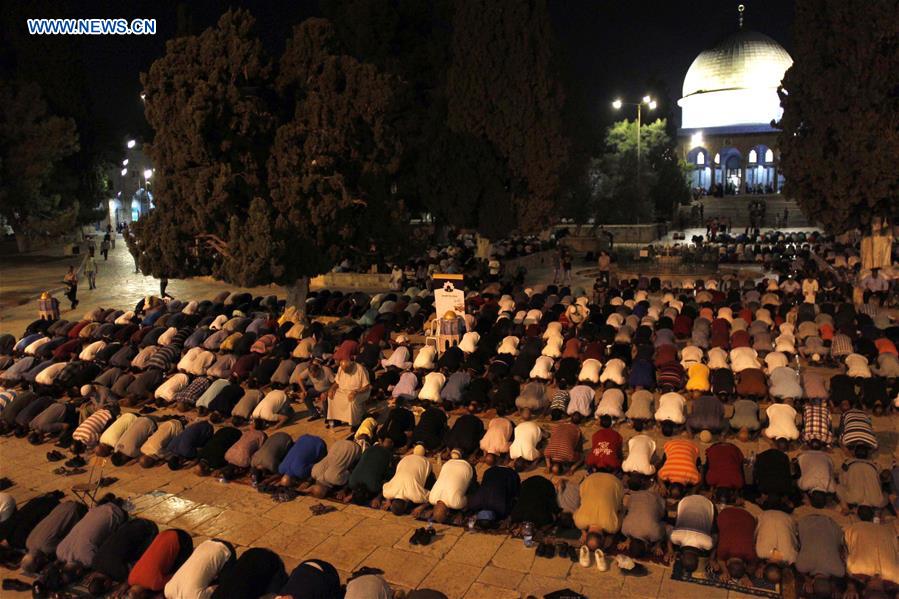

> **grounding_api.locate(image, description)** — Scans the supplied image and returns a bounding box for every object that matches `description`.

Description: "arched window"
[765,149,774,163]
[696,152,705,166]
[748,149,757,163]
[714,153,720,164]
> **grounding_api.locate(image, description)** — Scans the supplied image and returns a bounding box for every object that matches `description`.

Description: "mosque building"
[678,6,793,198]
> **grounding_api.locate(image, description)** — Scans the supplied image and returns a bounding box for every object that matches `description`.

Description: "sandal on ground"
[46,450,65,462]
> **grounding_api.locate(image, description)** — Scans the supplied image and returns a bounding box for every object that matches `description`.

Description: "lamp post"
[612,96,656,181]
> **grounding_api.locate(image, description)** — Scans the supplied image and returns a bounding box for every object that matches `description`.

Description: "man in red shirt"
[704,442,745,504]
[712,507,758,586]
[127,528,193,595]
[586,416,622,473]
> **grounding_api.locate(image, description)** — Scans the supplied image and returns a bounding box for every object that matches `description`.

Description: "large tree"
[0,79,80,251]
[134,11,408,316]
[777,0,898,240]
[445,0,570,242]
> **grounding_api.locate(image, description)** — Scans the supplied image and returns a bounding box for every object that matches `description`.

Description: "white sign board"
[433,274,465,319]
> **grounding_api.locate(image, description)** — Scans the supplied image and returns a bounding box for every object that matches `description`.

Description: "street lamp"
[143,169,153,180]
[127,139,136,149]
[612,95,656,179]
[121,168,128,176]
[122,159,128,166]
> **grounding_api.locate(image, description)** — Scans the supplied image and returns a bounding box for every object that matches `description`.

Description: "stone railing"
[310,272,393,290]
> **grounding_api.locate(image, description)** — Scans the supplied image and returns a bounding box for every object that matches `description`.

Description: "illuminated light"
[691,132,704,147]
[648,100,657,110]
[127,139,136,148]
[765,148,774,163]
[696,152,705,166]
[121,168,128,176]
[612,99,623,110]
[140,93,146,101]
[748,149,757,163]
[642,95,651,104]
[714,153,720,164]
[122,159,129,166]
[143,169,153,179]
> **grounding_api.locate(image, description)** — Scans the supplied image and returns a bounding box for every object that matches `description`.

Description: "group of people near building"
[0,230,897,598]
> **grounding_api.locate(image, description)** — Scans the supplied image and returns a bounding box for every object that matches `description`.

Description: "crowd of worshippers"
[0,489,407,598]
[0,245,898,597]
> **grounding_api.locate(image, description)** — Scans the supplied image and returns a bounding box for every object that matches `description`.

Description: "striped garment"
[72,409,113,447]
[839,409,878,449]
[659,439,701,485]
[0,389,17,413]
[831,334,853,358]
[145,345,181,372]
[656,362,685,390]
[544,423,581,463]
[549,390,569,413]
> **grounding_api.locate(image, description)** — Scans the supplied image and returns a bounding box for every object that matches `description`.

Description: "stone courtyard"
[0,236,897,598]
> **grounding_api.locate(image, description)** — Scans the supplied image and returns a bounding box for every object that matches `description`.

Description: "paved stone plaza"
[0,236,896,598]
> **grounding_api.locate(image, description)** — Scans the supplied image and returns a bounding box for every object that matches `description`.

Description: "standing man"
[83,253,98,290]
[160,277,173,300]
[100,236,110,261]
[63,265,79,310]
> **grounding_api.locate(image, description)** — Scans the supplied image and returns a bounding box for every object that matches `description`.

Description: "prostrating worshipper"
[710,506,757,586]
[70,406,116,454]
[509,418,543,471]
[345,572,393,599]
[836,457,887,515]
[83,518,159,596]
[381,446,432,515]
[291,361,334,420]
[26,401,77,445]
[838,408,878,455]
[194,426,242,476]
[657,438,702,499]
[625,388,654,431]
[419,449,474,523]
[573,472,623,553]
[467,465,520,529]
[230,389,263,427]
[110,416,158,466]
[166,420,214,470]
[164,539,235,599]
[126,528,194,598]
[544,421,583,475]
[0,491,64,562]
[685,394,726,436]
[585,416,622,473]
[376,396,415,449]
[654,391,686,436]
[326,358,371,428]
[278,559,342,599]
[95,411,138,457]
[21,500,87,573]
[411,406,448,452]
[666,494,715,575]
[795,449,836,508]
[621,433,657,487]
[443,411,485,459]
[138,418,185,468]
[250,389,294,430]
[844,520,899,598]
[250,431,293,485]
[510,475,559,528]
[753,448,799,510]
[479,417,513,464]
[703,441,745,503]
[618,487,667,560]
[754,509,798,586]
[729,398,761,440]
[794,514,845,599]
[217,428,266,481]
[343,441,393,506]
[306,438,362,499]
[210,547,286,599]
[277,434,326,486]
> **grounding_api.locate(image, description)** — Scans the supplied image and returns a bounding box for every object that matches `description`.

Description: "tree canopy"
[0,79,80,249]
[777,0,899,233]
[134,10,409,311]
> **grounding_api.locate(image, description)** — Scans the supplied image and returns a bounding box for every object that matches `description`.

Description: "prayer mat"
[670,554,782,598]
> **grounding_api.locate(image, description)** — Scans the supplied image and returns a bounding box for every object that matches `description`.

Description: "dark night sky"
[7,0,794,146]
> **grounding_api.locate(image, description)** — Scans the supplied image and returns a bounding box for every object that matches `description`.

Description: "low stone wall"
[310,272,393,290]
[555,224,667,249]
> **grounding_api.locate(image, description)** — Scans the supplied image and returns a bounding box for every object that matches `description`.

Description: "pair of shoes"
[46,451,65,462]
[536,542,556,558]
[64,456,86,468]
[595,548,608,572]
[556,543,573,560]
[2,578,31,592]
[307,412,323,422]
[578,545,591,567]
[410,527,436,546]
[0,478,12,491]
